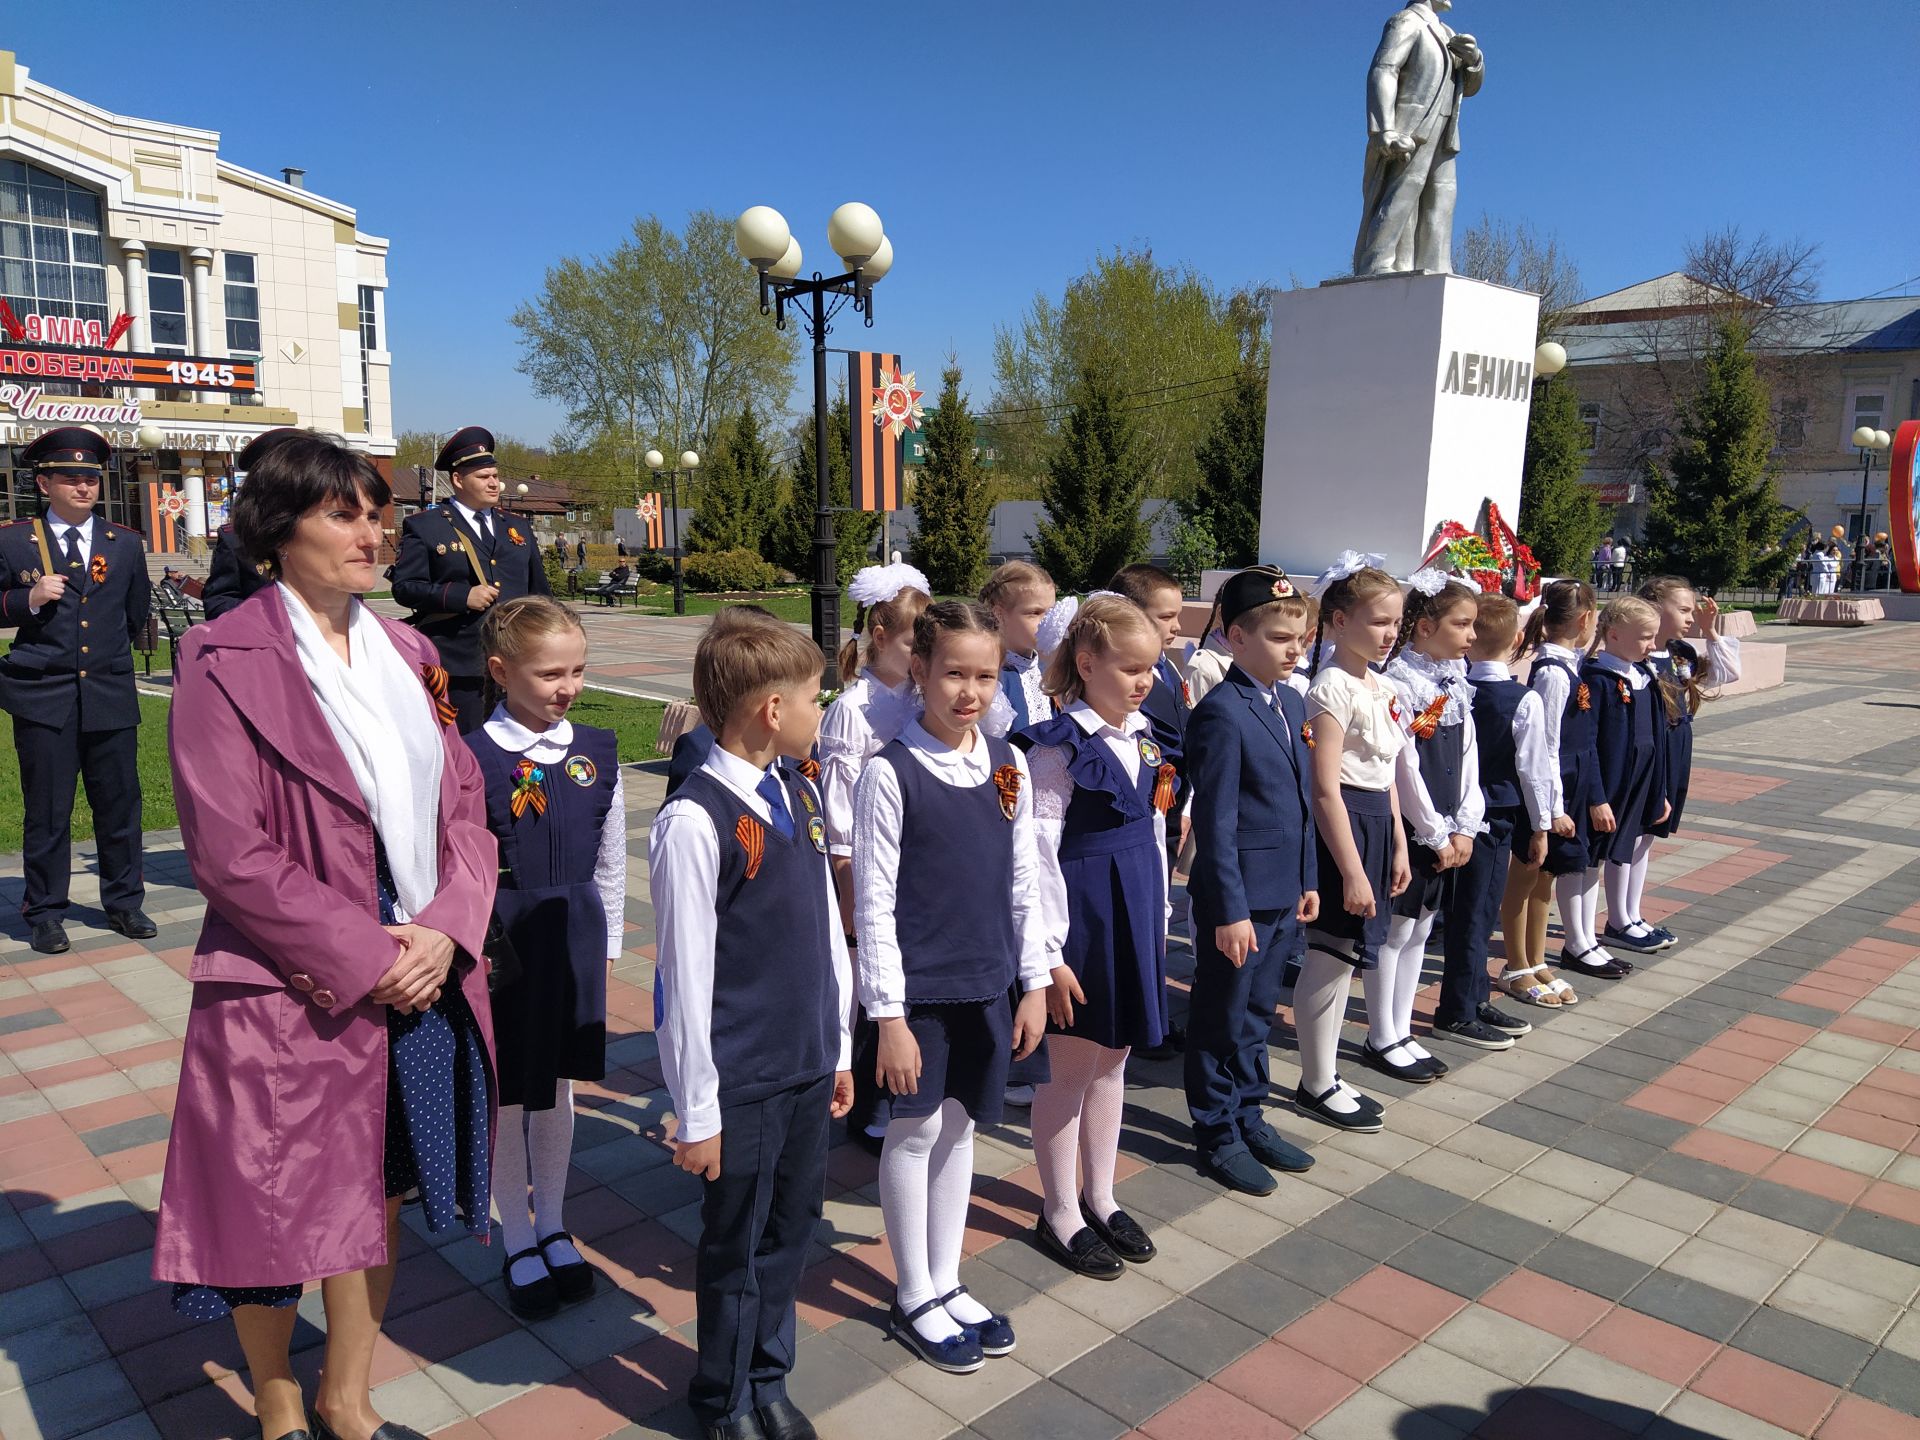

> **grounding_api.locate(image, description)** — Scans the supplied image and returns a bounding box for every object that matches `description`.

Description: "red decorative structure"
[1418,499,1541,600]
[1890,419,1920,594]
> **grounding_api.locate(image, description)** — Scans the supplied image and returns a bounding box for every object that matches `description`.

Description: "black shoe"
[1243,1123,1316,1173]
[501,1246,560,1320]
[105,908,158,940]
[756,1398,818,1440]
[29,920,68,954]
[537,1230,594,1303]
[888,1298,986,1373]
[1600,924,1666,955]
[271,1431,313,1440]
[1558,946,1631,979]
[703,1415,768,1440]
[1294,1081,1384,1133]
[1136,1026,1187,1062]
[1080,1199,1155,1262]
[1360,1038,1441,1085]
[1200,1145,1277,1195]
[1333,1075,1386,1113]
[936,1285,1016,1356]
[1476,1003,1532,1036]
[1432,1018,1516,1051]
[311,1418,429,1440]
[1034,1215,1125,1279]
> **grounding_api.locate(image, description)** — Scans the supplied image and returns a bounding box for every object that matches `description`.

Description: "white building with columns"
[0,47,393,550]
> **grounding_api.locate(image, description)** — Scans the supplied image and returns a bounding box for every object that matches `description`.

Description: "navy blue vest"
[1411,715,1465,818]
[879,734,1020,1003]
[1471,678,1526,811]
[1531,656,1595,782]
[674,767,838,1106]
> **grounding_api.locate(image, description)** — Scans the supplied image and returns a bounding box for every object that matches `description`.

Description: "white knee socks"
[1296,947,1362,1113]
[1556,871,1601,955]
[1626,837,1654,926]
[880,1099,981,1343]
[1364,912,1435,1067]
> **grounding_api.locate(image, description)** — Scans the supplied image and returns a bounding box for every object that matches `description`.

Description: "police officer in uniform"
[201,428,302,620]
[0,427,156,953]
[391,425,549,732]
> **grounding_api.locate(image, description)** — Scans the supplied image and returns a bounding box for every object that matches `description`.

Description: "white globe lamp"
[679,450,700,472]
[1534,341,1567,377]
[827,202,884,267]
[861,234,894,283]
[734,206,791,271]
[644,449,665,472]
[767,237,803,280]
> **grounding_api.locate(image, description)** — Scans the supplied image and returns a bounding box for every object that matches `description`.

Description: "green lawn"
[605,586,858,626]
[0,690,667,854]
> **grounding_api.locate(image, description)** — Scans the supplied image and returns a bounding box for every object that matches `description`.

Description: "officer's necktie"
[479,512,497,558]
[61,528,83,580]
[755,769,794,840]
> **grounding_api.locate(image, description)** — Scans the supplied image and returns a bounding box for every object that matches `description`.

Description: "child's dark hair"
[1108,563,1182,608]
[1516,579,1597,661]
[1637,574,1714,719]
[838,584,931,685]
[1310,567,1401,674]
[1389,579,1477,661]
[910,598,1002,680]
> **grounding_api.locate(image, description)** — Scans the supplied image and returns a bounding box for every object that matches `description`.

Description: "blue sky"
[10,1,1918,444]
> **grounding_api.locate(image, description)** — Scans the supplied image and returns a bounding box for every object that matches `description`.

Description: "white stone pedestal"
[1259,272,1542,578]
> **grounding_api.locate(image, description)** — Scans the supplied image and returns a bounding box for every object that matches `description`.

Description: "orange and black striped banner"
[849,351,903,512]
[637,492,664,549]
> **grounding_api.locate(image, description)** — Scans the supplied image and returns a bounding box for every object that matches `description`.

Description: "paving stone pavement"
[5,621,1920,1439]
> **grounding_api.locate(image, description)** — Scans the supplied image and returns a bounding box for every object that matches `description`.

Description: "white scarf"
[281,584,445,921]
[1385,647,1474,727]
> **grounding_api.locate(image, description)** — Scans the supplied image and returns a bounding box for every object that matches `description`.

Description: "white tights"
[880,1098,988,1343]
[1555,871,1603,955]
[1364,911,1436,1066]
[1032,1035,1129,1248]
[1296,946,1367,1114]
[492,1085,584,1286]
[1603,837,1657,932]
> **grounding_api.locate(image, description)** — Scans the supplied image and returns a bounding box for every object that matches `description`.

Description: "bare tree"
[1457,215,1584,337]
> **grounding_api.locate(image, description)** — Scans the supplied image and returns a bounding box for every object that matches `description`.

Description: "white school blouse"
[647,744,855,1144]
[482,705,628,959]
[850,720,1052,1018]
[1528,641,1581,818]
[816,668,916,857]
[1382,651,1486,848]
[1305,665,1404,791]
[1465,661,1558,833]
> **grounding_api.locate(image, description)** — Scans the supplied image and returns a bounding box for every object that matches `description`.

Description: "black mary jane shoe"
[756,1397,819,1440]
[1558,946,1631,979]
[937,1284,1016,1356]
[1295,1081,1384,1133]
[501,1245,560,1320]
[105,907,159,940]
[1332,1074,1386,1113]
[1080,1198,1155,1263]
[1360,1038,1441,1085]
[703,1415,768,1440]
[537,1229,595,1303]
[1034,1214,1125,1280]
[311,1416,429,1440]
[888,1297,986,1374]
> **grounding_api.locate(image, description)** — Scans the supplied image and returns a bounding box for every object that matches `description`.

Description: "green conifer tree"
[1188,366,1267,566]
[912,364,994,595]
[687,405,775,554]
[769,395,879,584]
[1032,370,1152,591]
[1518,372,1604,576]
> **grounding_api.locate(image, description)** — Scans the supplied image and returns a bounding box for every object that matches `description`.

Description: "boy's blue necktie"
[755,770,794,840]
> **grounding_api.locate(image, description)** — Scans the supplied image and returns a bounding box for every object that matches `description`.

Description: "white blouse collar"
[484,703,574,754]
[1588,650,1648,687]
[1065,698,1147,739]
[902,717,991,773]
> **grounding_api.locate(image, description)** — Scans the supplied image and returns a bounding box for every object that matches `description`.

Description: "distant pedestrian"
[576,537,587,566]
[1610,538,1629,593]
[1592,537,1613,590]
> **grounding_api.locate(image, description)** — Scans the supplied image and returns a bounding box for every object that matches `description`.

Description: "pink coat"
[152,586,499,1288]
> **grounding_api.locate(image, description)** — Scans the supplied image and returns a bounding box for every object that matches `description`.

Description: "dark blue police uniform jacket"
[391,501,549,677]
[201,525,270,620]
[0,517,150,732]
[1184,664,1317,922]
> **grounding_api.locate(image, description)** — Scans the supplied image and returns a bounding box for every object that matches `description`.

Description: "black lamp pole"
[668,465,685,615]
[1855,445,1875,592]
[755,264,873,669]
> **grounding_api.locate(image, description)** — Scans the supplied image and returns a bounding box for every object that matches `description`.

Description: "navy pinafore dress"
[1018,714,1169,1051]
[1533,657,1597,877]
[878,734,1022,1124]
[471,726,619,1110]
[1583,662,1660,866]
[1392,720,1465,920]
[1645,651,1693,837]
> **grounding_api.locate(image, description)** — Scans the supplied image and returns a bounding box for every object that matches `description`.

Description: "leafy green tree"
[769,395,879,584]
[991,247,1259,503]
[1643,319,1793,591]
[912,364,994,595]
[1165,513,1223,597]
[1188,366,1266,566]
[1517,372,1604,576]
[1032,371,1152,591]
[687,406,776,554]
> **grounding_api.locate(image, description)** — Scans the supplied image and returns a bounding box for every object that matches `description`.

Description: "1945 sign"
[0,342,258,393]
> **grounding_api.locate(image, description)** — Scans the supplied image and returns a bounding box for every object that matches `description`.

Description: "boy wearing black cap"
[1183,567,1321,1194]
[392,425,550,731]
[0,427,155,953]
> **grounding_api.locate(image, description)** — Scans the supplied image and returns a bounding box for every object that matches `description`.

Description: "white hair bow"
[1311,551,1387,597]
[1406,567,1455,598]
[1036,595,1079,658]
[848,562,931,611]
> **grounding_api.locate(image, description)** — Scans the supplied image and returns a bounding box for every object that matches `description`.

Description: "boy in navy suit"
[1183,568,1321,1194]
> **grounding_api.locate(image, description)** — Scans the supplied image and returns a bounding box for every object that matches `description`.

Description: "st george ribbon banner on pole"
[849,352,923,513]
[636,492,664,549]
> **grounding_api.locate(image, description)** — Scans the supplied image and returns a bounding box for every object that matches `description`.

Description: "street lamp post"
[645,447,699,615]
[1851,426,1892,591]
[735,202,893,668]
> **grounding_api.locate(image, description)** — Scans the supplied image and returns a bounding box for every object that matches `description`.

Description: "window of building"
[223,252,262,405]
[1578,402,1602,452]
[0,160,109,334]
[1847,389,1887,448]
[1776,397,1808,449]
[358,284,379,422]
[146,249,188,350]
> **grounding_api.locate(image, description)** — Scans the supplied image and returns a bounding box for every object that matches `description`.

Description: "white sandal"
[1543,976,1579,1006]
[1501,964,1562,1008]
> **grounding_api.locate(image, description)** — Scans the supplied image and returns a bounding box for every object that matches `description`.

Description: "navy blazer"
[201,525,270,620]
[391,501,549,676]
[1185,663,1318,921]
[0,515,150,731]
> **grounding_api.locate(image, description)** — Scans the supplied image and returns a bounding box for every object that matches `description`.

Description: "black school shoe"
[501,1246,560,1320]
[1432,1017,1515,1051]
[538,1230,594,1303]
[1294,1081,1384,1133]
[1200,1145,1278,1195]
[756,1398,819,1440]
[1360,1038,1442,1085]
[106,908,158,940]
[1244,1122,1315,1173]
[888,1298,986,1373]
[1035,1214,1125,1279]
[1081,1198,1156,1262]
[938,1284,1016,1356]
[1477,1003,1532,1037]
[28,920,68,954]
[1558,946,1632,979]
[1136,1026,1187,1062]
[311,1416,429,1440]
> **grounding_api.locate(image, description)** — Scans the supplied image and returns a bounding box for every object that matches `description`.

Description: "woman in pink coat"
[152,432,499,1440]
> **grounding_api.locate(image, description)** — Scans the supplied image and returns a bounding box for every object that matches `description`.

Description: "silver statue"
[1353,0,1484,276]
